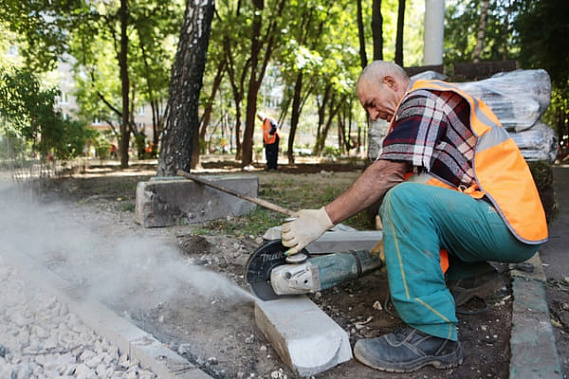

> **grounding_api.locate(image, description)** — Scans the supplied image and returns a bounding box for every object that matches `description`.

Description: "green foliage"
[444,0,515,64]
[0,0,76,71]
[323,145,341,157]
[514,0,569,139]
[381,0,424,66]
[93,133,112,159]
[514,0,569,87]
[0,67,91,160]
[542,87,569,140]
[445,0,569,142]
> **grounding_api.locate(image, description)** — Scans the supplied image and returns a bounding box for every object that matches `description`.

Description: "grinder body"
[245,240,383,300]
[270,250,383,296]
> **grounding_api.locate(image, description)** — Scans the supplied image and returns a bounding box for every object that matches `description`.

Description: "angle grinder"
[245,240,383,301]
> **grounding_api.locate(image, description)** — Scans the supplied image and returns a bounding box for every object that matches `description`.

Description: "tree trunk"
[314,94,345,156]
[191,60,226,169]
[356,0,367,68]
[241,2,263,167]
[199,60,226,143]
[287,72,303,165]
[157,0,215,176]
[395,0,405,66]
[502,0,511,61]
[119,0,130,168]
[472,0,490,62]
[223,35,247,161]
[372,0,384,60]
[314,97,336,156]
[240,0,285,167]
[315,83,332,152]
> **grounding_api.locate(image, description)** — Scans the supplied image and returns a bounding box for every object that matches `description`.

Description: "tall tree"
[514,0,569,87]
[194,59,226,168]
[241,0,286,168]
[0,0,76,72]
[278,0,333,165]
[472,0,490,62]
[209,1,253,162]
[0,68,92,160]
[445,0,511,63]
[514,0,569,139]
[356,0,368,68]
[372,0,384,60]
[118,0,130,168]
[394,0,405,65]
[157,0,214,176]
[131,1,181,158]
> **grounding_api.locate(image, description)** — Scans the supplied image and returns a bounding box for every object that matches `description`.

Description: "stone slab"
[306,230,383,254]
[262,228,383,254]
[135,175,258,228]
[255,297,352,376]
[509,253,563,378]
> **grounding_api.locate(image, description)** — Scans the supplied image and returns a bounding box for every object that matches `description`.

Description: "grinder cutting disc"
[245,240,309,300]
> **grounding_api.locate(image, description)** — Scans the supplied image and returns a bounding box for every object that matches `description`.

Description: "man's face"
[357,77,400,122]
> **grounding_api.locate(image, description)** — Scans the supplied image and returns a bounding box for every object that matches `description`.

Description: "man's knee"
[379,182,424,219]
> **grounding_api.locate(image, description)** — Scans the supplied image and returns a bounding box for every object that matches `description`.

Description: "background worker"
[281,61,548,372]
[258,112,280,171]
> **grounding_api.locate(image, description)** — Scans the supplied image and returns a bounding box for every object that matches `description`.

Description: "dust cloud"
[0,182,256,313]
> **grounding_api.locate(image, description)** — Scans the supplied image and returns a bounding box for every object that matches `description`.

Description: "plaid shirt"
[380,88,477,188]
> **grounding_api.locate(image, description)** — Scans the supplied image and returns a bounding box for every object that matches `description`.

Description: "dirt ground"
[33,159,515,378]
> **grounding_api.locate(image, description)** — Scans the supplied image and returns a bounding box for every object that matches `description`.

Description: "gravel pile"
[0,255,157,379]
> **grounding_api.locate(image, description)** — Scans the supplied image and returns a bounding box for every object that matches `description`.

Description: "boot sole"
[354,343,464,373]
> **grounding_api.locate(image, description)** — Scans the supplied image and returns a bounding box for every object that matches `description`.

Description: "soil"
[32,160,515,378]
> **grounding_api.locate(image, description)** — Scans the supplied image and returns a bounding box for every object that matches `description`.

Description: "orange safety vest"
[262,118,279,145]
[391,80,548,247]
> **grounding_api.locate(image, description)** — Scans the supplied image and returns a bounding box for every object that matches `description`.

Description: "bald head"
[357,61,410,91]
[356,61,411,122]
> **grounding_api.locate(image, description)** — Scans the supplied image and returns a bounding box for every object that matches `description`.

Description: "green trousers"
[379,182,541,341]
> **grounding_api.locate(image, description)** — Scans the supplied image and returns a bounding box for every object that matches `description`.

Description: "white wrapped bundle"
[509,122,558,163]
[456,70,551,132]
[367,119,389,161]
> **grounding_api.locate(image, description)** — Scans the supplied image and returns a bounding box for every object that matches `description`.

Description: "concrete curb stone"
[509,252,563,378]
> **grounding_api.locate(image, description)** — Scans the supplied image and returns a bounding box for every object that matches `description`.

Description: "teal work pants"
[379,182,541,341]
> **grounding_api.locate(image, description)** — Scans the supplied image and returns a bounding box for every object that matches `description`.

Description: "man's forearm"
[324,160,407,224]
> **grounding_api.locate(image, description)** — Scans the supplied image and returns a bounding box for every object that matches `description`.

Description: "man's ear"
[383,75,397,91]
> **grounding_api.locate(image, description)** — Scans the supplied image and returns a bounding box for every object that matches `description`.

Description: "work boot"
[353,325,463,372]
[447,269,506,306]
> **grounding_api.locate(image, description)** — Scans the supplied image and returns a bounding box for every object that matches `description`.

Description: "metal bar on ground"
[176,170,296,217]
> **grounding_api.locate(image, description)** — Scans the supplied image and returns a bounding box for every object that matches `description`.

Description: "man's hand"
[281,207,334,255]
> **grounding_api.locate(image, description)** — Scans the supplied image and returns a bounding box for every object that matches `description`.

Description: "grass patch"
[191,208,289,237]
[193,171,374,238]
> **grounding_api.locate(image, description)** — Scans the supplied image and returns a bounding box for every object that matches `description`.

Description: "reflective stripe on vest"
[396,80,548,245]
[263,118,278,145]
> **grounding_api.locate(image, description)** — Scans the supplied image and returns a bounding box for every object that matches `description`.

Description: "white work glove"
[281,207,334,256]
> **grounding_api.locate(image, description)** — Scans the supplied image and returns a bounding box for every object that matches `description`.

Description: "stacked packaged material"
[367,69,558,162]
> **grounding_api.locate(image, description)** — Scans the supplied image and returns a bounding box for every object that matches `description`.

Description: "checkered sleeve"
[380,90,446,172]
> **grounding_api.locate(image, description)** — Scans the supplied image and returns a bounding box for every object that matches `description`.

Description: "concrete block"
[255,297,352,376]
[509,253,563,378]
[262,228,383,254]
[306,230,383,254]
[135,175,258,228]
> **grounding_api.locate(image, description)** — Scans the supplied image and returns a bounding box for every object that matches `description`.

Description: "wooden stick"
[177,170,296,217]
